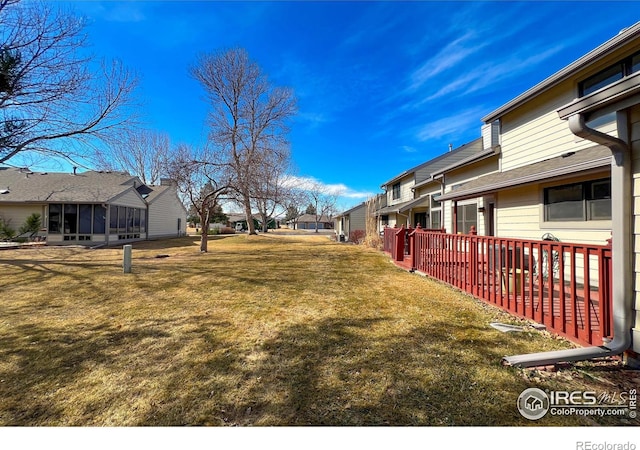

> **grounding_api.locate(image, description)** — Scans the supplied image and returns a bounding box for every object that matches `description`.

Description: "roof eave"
[482,21,640,123]
[439,156,611,202]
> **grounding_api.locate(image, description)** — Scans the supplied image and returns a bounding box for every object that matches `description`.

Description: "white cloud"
[284,175,375,199]
[409,33,485,91]
[415,107,485,142]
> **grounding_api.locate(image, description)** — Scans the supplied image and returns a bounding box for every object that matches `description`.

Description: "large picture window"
[544,178,611,222]
[49,204,107,238]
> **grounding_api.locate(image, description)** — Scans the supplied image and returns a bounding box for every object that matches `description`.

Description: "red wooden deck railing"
[383,226,613,347]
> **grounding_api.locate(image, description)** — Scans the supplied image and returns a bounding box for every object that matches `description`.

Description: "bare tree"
[95,129,170,185]
[250,146,291,232]
[0,1,137,165]
[305,181,339,233]
[190,48,296,235]
[167,144,228,253]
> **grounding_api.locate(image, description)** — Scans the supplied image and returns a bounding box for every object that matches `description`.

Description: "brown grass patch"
[0,235,637,426]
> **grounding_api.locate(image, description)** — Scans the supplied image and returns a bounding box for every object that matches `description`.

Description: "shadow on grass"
[0,316,232,426]
[135,317,569,426]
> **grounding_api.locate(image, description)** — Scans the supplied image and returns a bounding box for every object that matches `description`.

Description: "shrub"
[349,229,366,244]
[207,226,235,235]
[0,217,16,240]
[18,213,42,238]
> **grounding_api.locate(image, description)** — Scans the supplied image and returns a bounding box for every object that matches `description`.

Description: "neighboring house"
[226,213,276,231]
[375,138,497,232]
[0,168,187,245]
[334,202,368,241]
[288,214,334,230]
[381,23,640,364]
[458,22,640,362]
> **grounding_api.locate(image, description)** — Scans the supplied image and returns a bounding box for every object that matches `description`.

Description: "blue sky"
[62,0,640,211]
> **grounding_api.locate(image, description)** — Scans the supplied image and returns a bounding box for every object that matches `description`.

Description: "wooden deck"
[384,227,612,347]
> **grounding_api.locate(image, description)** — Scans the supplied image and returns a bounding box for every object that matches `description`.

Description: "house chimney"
[448,143,453,152]
[72,166,77,175]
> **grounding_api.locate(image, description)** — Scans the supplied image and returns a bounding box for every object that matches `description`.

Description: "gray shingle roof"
[0,168,142,203]
[380,138,485,187]
[438,145,612,201]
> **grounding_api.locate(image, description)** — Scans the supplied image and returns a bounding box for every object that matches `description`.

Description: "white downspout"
[503,112,633,367]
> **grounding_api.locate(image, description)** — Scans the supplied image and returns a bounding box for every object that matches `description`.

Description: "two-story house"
[435,22,640,366]
[375,138,497,233]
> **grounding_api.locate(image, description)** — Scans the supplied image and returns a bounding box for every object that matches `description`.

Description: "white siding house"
[0,168,187,246]
[146,180,188,238]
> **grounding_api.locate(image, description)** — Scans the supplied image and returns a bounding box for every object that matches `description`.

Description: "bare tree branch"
[191,48,296,235]
[0,1,138,165]
[167,143,229,252]
[95,128,171,185]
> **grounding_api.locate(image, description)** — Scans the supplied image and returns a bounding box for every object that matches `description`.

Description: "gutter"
[503,113,633,367]
[482,22,640,123]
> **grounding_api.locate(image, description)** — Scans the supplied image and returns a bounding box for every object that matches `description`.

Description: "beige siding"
[0,204,44,231]
[444,156,499,189]
[442,200,453,233]
[631,104,640,352]
[496,187,542,239]
[348,204,367,234]
[147,189,187,238]
[386,174,415,205]
[500,82,619,172]
[414,181,440,198]
[496,178,611,245]
[111,188,146,209]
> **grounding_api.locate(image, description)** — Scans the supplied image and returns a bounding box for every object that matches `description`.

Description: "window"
[79,204,93,234]
[544,178,611,222]
[579,50,640,96]
[140,209,146,233]
[118,206,126,233]
[49,204,61,233]
[133,208,141,233]
[93,205,106,234]
[381,215,389,226]
[110,205,118,234]
[126,207,135,233]
[456,204,477,234]
[580,64,624,96]
[431,210,441,230]
[392,183,401,200]
[64,204,78,234]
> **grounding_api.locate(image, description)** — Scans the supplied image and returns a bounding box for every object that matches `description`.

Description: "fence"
[383,225,613,347]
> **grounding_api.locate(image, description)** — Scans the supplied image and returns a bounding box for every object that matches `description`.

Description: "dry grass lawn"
[0,234,637,426]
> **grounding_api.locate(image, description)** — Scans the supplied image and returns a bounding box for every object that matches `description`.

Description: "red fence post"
[394,225,405,262]
[409,224,421,270]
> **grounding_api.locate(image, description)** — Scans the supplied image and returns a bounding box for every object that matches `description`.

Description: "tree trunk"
[199,211,209,252]
[243,193,256,235]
